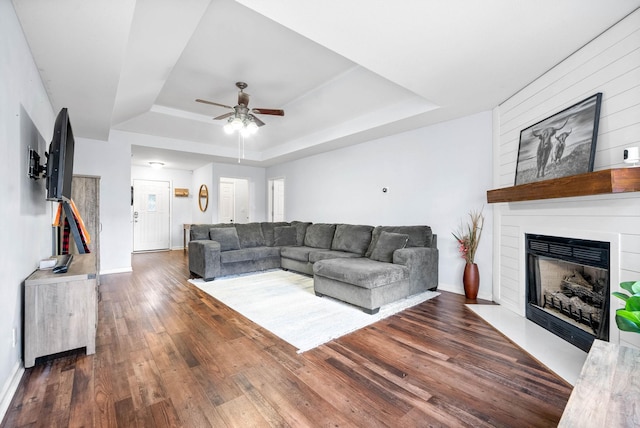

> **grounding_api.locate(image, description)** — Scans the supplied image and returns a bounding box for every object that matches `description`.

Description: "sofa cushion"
[291,221,312,246]
[280,246,326,262]
[309,250,362,263]
[261,222,290,246]
[235,223,266,248]
[191,225,210,241]
[209,227,241,251]
[191,223,232,241]
[274,226,298,246]
[365,225,432,257]
[220,246,281,263]
[313,258,409,289]
[369,231,409,263]
[304,223,336,249]
[331,224,374,255]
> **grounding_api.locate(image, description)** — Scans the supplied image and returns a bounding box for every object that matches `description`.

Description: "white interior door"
[133,179,170,251]
[269,178,285,222]
[219,180,235,223]
[219,177,250,223]
[234,179,249,223]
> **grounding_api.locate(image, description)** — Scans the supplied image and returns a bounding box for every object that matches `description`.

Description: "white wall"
[267,111,494,297]
[74,137,133,274]
[492,9,640,347]
[0,0,56,417]
[131,165,193,249]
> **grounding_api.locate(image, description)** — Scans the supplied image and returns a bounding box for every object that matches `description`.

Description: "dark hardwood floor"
[2,251,572,427]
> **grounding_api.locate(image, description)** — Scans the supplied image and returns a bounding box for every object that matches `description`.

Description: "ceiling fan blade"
[252,108,284,116]
[238,91,250,107]
[213,112,234,120]
[250,114,265,127]
[195,98,233,110]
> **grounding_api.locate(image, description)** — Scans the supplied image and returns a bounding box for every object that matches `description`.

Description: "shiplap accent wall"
[492,9,640,347]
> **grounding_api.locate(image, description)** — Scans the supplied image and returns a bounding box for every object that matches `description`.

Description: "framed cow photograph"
[514,93,602,186]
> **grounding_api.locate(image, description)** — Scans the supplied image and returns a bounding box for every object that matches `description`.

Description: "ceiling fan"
[196,82,284,134]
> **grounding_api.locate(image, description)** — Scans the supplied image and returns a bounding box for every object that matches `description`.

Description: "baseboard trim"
[0,361,24,422]
[437,282,493,302]
[99,266,133,275]
[436,282,462,295]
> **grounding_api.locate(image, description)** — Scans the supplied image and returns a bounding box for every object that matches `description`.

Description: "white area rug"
[189,270,439,353]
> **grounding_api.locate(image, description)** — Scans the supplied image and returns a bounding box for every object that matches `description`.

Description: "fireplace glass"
[526,234,609,352]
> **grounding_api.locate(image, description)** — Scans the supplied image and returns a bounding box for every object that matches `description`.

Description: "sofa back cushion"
[191,223,232,240]
[369,231,409,262]
[235,223,266,248]
[365,225,433,258]
[331,224,374,255]
[290,221,312,246]
[191,224,210,241]
[304,223,336,249]
[274,226,298,246]
[261,222,290,246]
[209,227,241,251]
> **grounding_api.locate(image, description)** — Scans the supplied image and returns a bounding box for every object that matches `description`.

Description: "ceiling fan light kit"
[223,111,259,137]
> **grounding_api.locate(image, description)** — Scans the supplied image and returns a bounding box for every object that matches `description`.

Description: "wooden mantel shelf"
[487,168,640,203]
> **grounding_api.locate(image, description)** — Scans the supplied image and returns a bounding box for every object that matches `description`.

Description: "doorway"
[219,177,249,224]
[268,178,285,222]
[133,179,171,251]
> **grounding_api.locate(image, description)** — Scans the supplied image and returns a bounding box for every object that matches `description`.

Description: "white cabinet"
[24,253,97,368]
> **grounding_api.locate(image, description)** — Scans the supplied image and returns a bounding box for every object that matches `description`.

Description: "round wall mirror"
[198,184,209,212]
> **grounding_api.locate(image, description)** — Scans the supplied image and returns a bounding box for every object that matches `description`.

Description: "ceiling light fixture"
[149,161,165,169]
[223,106,259,137]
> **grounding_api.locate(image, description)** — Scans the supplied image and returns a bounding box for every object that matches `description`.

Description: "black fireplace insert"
[525,234,609,352]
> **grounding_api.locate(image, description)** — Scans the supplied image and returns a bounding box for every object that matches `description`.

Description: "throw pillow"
[235,223,266,248]
[190,224,211,241]
[209,227,241,251]
[331,224,374,255]
[261,222,290,246]
[369,231,409,263]
[304,223,336,249]
[274,226,298,246]
[290,221,311,246]
[365,225,432,258]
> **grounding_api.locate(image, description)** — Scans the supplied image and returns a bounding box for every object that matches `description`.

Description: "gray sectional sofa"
[188,221,438,314]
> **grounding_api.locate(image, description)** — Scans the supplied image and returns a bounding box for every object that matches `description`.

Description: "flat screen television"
[45,108,75,201]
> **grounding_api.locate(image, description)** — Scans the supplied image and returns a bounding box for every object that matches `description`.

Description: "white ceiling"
[12,0,640,170]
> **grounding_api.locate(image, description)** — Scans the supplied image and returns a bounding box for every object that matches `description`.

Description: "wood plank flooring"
[2,251,572,427]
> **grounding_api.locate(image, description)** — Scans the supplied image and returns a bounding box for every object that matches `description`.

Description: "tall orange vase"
[463,263,479,300]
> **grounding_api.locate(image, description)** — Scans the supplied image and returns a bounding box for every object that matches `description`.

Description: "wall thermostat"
[624,147,640,166]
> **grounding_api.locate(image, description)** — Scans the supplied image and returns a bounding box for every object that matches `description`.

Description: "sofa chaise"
[188,221,438,314]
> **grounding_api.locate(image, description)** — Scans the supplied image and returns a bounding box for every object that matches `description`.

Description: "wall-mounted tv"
[28,108,75,201]
[46,108,75,201]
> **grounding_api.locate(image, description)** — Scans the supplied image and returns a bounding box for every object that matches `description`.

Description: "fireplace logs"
[542,270,605,334]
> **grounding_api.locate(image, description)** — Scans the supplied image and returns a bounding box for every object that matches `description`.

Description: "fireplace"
[525,234,610,352]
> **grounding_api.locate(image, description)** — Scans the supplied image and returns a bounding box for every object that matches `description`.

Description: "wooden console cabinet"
[24,253,98,368]
[558,339,640,426]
